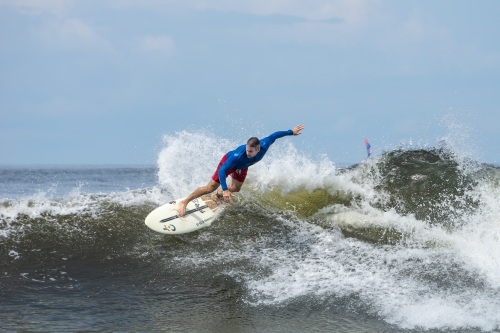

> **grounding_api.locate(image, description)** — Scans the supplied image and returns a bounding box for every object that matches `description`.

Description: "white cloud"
[110,0,375,24]
[0,0,71,17]
[35,17,110,50]
[187,0,375,23]
[161,0,380,49]
[140,35,176,56]
[1,0,111,50]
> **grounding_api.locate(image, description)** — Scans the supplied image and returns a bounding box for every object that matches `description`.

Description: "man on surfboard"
[177,125,305,216]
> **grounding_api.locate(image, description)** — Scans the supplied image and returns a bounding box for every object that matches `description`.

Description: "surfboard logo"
[196,217,213,227]
[163,224,176,232]
[192,198,205,213]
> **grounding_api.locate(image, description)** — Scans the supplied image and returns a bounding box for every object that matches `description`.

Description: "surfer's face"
[246,145,260,158]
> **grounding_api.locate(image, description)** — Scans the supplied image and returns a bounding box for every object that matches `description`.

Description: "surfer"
[176,124,305,216]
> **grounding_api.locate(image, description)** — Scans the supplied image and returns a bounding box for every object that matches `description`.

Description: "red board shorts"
[211,154,248,184]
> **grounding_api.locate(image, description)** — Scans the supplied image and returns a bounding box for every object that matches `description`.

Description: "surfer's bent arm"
[218,155,238,191]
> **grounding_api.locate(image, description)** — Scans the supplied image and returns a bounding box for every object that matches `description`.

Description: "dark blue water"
[0,165,157,198]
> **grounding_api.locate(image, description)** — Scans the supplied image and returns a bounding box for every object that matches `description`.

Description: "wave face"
[1,133,499,332]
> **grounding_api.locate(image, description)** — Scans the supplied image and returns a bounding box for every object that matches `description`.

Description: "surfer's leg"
[177,180,219,216]
[228,179,243,193]
[227,168,246,193]
[213,176,244,198]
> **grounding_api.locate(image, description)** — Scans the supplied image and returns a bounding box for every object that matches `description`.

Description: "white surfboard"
[145,194,224,234]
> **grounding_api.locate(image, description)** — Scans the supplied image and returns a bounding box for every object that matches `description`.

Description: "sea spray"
[157,131,233,199]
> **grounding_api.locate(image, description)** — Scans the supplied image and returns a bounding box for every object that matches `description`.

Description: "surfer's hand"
[223,190,232,202]
[292,125,304,136]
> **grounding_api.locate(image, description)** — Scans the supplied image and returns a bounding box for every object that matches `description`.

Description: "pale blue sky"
[1,0,499,165]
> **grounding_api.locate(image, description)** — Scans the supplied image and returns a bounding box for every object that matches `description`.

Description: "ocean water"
[1,131,500,332]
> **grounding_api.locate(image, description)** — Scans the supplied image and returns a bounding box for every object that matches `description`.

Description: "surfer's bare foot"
[177,200,187,216]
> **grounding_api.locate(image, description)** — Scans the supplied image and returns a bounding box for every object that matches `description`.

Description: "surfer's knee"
[228,185,242,193]
[230,180,243,193]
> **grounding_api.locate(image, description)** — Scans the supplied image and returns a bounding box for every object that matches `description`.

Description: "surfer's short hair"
[247,137,260,148]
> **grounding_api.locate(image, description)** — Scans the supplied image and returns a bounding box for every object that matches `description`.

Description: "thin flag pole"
[364,138,371,158]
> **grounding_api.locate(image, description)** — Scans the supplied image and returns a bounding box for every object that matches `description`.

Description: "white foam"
[157,131,234,199]
[0,186,167,238]
[237,220,500,330]
[449,180,500,289]
[1,191,88,220]
[251,142,339,193]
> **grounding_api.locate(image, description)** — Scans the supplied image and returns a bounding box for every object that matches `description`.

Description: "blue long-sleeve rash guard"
[218,129,293,191]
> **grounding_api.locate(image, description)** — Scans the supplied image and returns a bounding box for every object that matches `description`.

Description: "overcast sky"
[1,0,499,165]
